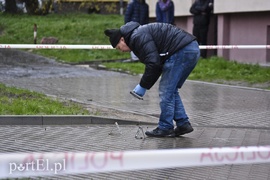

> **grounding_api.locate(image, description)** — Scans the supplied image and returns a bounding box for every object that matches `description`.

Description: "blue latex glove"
[133,84,146,97]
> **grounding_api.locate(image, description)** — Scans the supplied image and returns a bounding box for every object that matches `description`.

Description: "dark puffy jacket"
[120,22,196,89]
[124,0,149,25]
[190,0,213,26]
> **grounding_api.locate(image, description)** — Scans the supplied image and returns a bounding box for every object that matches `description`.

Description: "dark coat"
[124,0,149,25]
[120,22,196,89]
[156,0,174,24]
[190,0,213,26]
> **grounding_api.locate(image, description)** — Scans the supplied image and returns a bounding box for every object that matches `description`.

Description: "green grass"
[103,56,270,87]
[0,13,129,63]
[103,61,145,75]
[189,57,270,84]
[0,84,89,115]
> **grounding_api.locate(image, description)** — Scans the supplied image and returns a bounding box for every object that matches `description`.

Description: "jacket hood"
[120,21,140,45]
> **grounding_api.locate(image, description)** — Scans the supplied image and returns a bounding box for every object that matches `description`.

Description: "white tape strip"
[0,44,270,49]
[1,146,270,178]
[0,44,114,49]
[199,45,270,49]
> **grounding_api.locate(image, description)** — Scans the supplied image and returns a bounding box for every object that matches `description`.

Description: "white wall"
[214,0,270,14]
[147,0,270,17]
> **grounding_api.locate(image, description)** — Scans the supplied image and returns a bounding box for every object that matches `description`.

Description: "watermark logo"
[9,159,66,175]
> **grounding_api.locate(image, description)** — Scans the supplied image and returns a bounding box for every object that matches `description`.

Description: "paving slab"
[0,125,270,179]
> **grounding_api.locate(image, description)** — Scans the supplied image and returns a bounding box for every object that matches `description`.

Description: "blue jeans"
[158,41,200,130]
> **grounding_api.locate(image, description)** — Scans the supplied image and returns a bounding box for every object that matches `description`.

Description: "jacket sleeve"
[134,34,163,90]
[190,0,213,15]
[189,1,201,15]
[140,60,162,90]
[200,0,212,13]
[204,0,213,14]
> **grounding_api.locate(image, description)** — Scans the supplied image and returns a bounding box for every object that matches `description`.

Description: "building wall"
[217,12,270,64]
[213,0,270,64]
[214,0,270,13]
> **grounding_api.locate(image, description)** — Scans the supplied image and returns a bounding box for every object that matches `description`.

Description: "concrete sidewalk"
[1,124,270,179]
[0,81,269,179]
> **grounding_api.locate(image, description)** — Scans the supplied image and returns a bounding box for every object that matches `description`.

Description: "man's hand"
[130,84,146,100]
[133,84,146,97]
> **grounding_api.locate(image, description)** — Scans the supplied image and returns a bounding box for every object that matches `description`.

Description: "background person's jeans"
[158,41,200,130]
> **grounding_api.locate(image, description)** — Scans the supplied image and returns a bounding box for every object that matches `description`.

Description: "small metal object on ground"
[109,122,122,135]
[135,126,146,139]
[33,24,37,44]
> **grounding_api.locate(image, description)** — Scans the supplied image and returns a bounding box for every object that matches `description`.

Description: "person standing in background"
[190,0,213,58]
[156,0,175,25]
[125,0,149,61]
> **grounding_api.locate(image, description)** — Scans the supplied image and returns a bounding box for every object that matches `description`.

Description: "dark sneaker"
[174,122,194,137]
[145,127,175,137]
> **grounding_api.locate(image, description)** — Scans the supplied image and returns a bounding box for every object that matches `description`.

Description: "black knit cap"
[104,29,122,48]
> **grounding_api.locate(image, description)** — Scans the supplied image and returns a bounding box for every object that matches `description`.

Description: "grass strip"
[0,83,89,115]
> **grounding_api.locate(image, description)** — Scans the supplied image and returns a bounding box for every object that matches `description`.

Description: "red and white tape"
[1,146,270,178]
[199,45,270,49]
[0,44,113,49]
[0,44,270,50]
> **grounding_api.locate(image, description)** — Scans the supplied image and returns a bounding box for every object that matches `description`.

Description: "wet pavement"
[0,49,270,179]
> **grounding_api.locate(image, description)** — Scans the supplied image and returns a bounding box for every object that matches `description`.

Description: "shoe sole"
[145,133,176,138]
[175,128,194,137]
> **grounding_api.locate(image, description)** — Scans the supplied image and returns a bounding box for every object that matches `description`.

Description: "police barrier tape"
[0,44,270,49]
[1,146,270,178]
[0,44,113,49]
